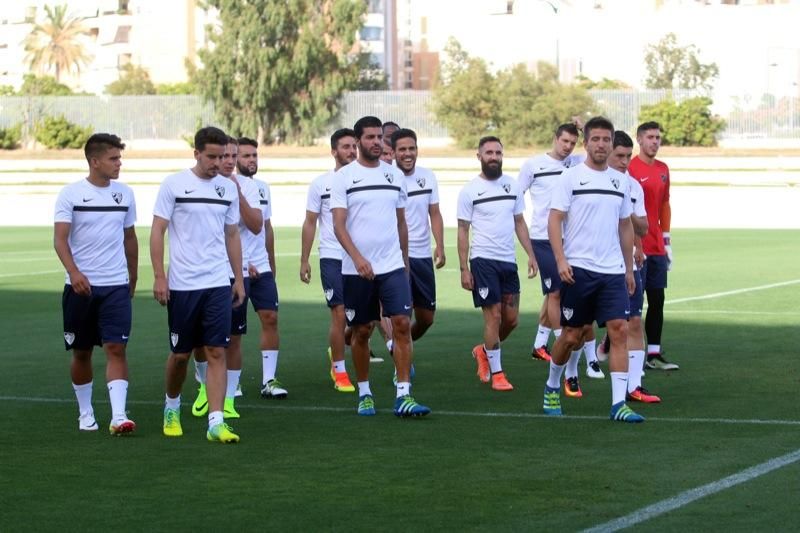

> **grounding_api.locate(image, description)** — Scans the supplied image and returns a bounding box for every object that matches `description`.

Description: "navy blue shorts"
[62,284,131,350]
[343,267,412,326]
[640,254,669,290]
[532,239,561,295]
[559,267,630,327]
[629,269,644,318]
[319,258,344,308]
[230,277,251,335]
[167,286,231,353]
[249,271,279,312]
[469,257,520,308]
[409,257,436,310]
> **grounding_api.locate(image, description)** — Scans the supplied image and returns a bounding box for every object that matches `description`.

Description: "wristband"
[662,231,671,245]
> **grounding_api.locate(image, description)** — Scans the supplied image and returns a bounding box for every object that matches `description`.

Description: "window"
[113,25,131,43]
[359,26,383,41]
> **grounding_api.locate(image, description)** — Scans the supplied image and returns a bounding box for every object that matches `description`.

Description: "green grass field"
[1,227,798,531]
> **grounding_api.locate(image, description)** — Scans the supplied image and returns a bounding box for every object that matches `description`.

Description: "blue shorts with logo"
[167,286,231,353]
[469,257,520,308]
[559,267,629,327]
[230,277,251,335]
[343,267,412,326]
[640,254,668,290]
[62,284,131,350]
[319,258,344,308]
[531,239,561,295]
[629,269,644,318]
[249,271,279,312]
[409,257,436,310]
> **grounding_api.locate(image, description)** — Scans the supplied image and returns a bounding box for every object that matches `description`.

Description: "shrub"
[0,124,22,149]
[34,115,92,149]
[638,96,725,147]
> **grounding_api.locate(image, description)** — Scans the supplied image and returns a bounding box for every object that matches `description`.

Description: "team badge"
[259,187,266,199]
[416,176,426,188]
[478,287,489,299]
[112,192,122,204]
[610,176,620,190]
[345,308,355,322]
[215,185,225,198]
[384,172,393,184]
[661,174,667,183]
[64,332,75,346]
[170,332,179,348]
[544,278,552,289]
[324,288,334,301]
[502,183,511,194]
[562,307,573,320]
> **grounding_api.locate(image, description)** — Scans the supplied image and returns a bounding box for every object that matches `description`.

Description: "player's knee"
[607,320,628,342]
[391,315,410,335]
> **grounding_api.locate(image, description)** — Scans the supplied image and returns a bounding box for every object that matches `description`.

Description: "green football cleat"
[163,407,183,437]
[207,422,240,443]
[223,397,240,419]
[191,384,208,417]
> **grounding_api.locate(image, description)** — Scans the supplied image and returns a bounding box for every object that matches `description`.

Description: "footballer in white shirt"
[331,116,430,418]
[457,136,538,393]
[543,117,644,424]
[300,128,358,393]
[391,128,445,344]
[54,133,138,435]
[150,126,245,443]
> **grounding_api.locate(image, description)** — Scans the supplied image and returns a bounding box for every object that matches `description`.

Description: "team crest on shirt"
[416,176,426,188]
[385,172,394,184]
[112,192,122,204]
[345,308,355,321]
[215,185,226,198]
[259,187,266,199]
[610,176,620,190]
[64,332,75,346]
[661,174,667,183]
[324,288,334,301]
[502,183,511,194]
[544,278,552,289]
[478,287,489,299]
[170,332,179,348]
[562,307,574,320]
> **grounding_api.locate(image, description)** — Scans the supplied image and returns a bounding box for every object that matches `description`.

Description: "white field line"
[582,448,800,533]
[663,279,800,305]
[1,395,799,426]
[664,309,800,316]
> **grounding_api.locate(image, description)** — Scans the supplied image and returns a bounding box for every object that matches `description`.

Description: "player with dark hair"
[55,133,138,434]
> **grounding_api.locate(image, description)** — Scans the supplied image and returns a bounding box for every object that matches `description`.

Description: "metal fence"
[1,91,797,141]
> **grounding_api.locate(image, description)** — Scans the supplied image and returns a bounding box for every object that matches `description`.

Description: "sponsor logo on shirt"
[82,197,92,202]
[185,189,195,194]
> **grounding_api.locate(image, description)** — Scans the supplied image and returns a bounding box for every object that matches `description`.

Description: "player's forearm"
[431,211,445,251]
[240,203,263,234]
[620,219,634,272]
[398,218,409,264]
[123,231,139,280]
[265,222,276,273]
[225,228,244,283]
[300,219,316,264]
[456,224,470,270]
[149,230,166,279]
[515,218,534,257]
[632,215,649,237]
[659,201,671,233]
[547,214,566,263]
[54,235,79,275]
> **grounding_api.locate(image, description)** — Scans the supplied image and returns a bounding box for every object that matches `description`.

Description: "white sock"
[386,339,393,353]
[565,349,581,379]
[627,350,645,392]
[534,325,551,348]
[226,370,241,399]
[107,379,128,422]
[73,381,93,414]
[584,340,598,364]
[554,328,562,338]
[165,394,180,410]
[262,350,279,383]
[647,344,661,355]
[546,361,565,389]
[333,359,346,373]
[208,410,223,428]
[396,381,411,397]
[357,381,372,397]
[611,372,628,405]
[194,360,208,384]
[486,346,502,373]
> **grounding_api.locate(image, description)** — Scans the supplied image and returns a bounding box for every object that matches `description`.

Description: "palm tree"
[22,4,92,83]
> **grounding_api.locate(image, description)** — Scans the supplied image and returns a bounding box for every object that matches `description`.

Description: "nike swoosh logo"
[579,180,590,185]
[238,324,245,330]
[640,177,649,182]
[404,305,411,310]
[325,187,331,191]
[477,191,486,196]
[121,335,129,340]
[82,198,92,202]
[225,337,231,342]
[184,189,195,194]
[353,178,364,184]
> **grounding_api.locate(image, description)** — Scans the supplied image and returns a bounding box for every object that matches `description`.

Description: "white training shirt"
[224,174,261,279]
[628,174,647,272]
[245,177,272,274]
[517,153,584,240]
[54,179,136,286]
[550,163,632,274]
[403,166,440,258]
[306,170,344,260]
[152,169,240,290]
[330,160,406,276]
[457,173,525,264]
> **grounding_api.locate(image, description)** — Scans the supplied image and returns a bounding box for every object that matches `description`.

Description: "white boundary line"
[664,279,800,305]
[582,448,800,533]
[1,395,798,426]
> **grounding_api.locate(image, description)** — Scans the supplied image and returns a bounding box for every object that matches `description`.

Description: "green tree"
[575,75,631,90]
[352,53,389,91]
[0,85,15,96]
[105,64,157,95]
[22,4,92,83]
[639,97,725,146]
[156,82,197,95]
[34,115,92,149]
[18,73,74,95]
[644,33,719,92]
[197,0,365,145]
